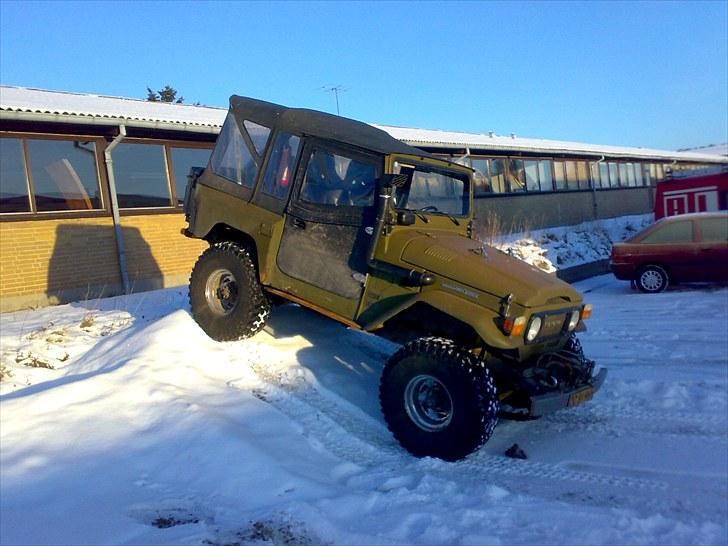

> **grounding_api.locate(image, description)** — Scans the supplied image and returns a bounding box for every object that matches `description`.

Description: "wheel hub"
[205,268,239,315]
[640,270,663,291]
[404,374,453,432]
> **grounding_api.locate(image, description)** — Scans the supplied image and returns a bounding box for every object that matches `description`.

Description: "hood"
[400,233,582,308]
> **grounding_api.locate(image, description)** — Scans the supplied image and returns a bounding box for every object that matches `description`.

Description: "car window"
[699,217,728,242]
[300,149,376,207]
[260,132,300,200]
[641,221,694,244]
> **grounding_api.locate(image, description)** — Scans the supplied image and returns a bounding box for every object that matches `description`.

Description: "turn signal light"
[504,316,527,337]
[581,304,593,320]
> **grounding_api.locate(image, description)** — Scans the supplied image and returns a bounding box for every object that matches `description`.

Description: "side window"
[261,132,300,200]
[300,149,376,207]
[699,218,728,242]
[641,221,694,244]
[27,139,103,211]
[169,147,212,205]
[0,137,31,213]
[210,113,270,189]
[113,143,171,208]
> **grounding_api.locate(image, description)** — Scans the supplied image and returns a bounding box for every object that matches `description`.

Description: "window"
[394,163,469,217]
[553,161,567,190]
[565,161,578,190]
[625,163,636,187]
[509,159,526,192]
[608,162,619,188]
[210,113,265,188]
[0,138,30,213]
[26,139,103,211]
[300,149,377,207]
[598,163,610,188]
[490,159,507,193]
[576,161,590,189]
[589,162,601,188]
[634,163,644,186]
[170,147,212,205]
[471,159,491,195]
[113,143,171,208]
[243,120,271,156]
[699,217,728,242]
[538,160,553,191]
[618,164,629,187]
[642,164,652,186]
[261,132,300,200]
[642,221,693,244]
[524,160,540,191]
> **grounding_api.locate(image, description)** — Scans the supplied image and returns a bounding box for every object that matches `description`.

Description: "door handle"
[293,218,306,229]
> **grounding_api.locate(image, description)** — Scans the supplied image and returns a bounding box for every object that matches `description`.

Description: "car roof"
[229,95,440,158]
[658,211,728,223]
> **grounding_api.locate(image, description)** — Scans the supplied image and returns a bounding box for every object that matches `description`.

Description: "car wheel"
[189,242,271,341]
[379,337,499,461]
[636,265,669,294]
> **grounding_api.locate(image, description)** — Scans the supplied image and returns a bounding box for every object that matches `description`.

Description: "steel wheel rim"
[404,374,453,432]
[205,268,239,315]
[640,270,663,291]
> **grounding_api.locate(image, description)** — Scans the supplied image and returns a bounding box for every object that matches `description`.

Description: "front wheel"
[379,337,499,461]
[189,242,270,341]
[636,265,669,293]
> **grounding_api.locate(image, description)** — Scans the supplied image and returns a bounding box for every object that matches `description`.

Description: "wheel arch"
[203,223,261,272]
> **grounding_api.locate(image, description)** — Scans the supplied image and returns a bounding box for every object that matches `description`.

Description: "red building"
[655,173,728,219]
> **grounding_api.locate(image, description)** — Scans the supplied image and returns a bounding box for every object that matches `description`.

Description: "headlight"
[567,310,580,331]
[526,316,542,342]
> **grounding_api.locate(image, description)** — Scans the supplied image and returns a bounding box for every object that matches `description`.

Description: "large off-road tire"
[189,242,271,341]
[636,264,669,293]
[379,337,499,461]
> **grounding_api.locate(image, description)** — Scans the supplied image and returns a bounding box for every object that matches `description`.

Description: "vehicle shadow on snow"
[263,303,396,421]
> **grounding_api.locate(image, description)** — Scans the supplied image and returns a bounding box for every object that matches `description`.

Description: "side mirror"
[397,211,416,226]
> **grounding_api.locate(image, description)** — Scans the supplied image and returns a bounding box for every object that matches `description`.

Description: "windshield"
[392,161,470,217]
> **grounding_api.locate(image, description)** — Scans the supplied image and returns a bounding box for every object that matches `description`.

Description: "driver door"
[276,142,380,318]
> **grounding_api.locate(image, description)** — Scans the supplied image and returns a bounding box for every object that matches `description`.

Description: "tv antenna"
[321,85,348,115]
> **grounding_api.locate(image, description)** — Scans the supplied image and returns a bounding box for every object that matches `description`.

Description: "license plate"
[568,387,594,407]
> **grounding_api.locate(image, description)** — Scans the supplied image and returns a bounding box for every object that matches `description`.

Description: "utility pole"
[321,85,347,115]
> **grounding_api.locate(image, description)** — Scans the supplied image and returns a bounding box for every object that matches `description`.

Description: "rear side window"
[261,132,300,200]
[641,221,694,244]
[699,217,728,242]
[210,113,270,189]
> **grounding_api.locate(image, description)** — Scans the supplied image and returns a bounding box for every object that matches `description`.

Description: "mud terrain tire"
[189,242,270,341]
[379,337,499,461]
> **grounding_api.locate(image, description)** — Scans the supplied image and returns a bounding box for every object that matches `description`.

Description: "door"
[277,142,380,306]
[695,216,728,281]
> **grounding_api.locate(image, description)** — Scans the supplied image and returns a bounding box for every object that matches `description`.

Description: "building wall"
[0,217,122,312]
[473,187,655,238]
[120,213,207,292]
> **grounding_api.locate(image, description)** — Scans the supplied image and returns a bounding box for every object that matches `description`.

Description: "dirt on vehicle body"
[183,96,606,461]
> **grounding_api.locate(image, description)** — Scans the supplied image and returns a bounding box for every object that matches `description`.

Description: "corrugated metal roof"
[1,85,725,163]
[375,125,728,163]
[0,85,227,132]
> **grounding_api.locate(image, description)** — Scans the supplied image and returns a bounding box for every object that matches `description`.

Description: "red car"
[610,212,728,293]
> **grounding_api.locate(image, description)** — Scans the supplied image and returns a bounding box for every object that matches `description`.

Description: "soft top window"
[210,113,270,189]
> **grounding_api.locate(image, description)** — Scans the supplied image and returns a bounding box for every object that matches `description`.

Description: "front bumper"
[528,367,608,417]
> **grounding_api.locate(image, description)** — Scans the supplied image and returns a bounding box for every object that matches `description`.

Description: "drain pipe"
[592,155,605,220]
[104,125,131,295]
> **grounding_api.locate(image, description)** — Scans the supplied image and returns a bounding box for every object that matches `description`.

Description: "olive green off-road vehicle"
[183,96,606,461]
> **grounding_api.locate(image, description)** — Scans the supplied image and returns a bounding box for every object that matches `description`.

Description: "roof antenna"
[321,85,348,116]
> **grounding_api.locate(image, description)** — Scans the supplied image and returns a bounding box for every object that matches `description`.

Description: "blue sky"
[1,0,726,150]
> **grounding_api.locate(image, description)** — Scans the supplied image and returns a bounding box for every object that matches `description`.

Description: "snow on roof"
[0,85,227,132]
[1,85,725,163]
[678,143,728,157]
[375,125,728,163]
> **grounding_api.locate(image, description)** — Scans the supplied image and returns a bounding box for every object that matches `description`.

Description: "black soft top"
[230,95,436,158]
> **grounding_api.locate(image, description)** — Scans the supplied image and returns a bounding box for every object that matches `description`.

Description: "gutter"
[104,125,131,294]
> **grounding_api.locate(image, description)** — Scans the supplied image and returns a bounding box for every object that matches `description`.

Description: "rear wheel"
[636,265,669,293]
[379,337,499,461]
[189,242,270,341]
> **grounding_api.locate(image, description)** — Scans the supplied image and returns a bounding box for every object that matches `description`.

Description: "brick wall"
[0,217,122,311]
[119,213,207,291]
[0,213,208,312]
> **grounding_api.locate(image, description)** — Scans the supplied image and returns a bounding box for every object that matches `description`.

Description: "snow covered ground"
[1,273,726,546]
[489,213,654,273]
